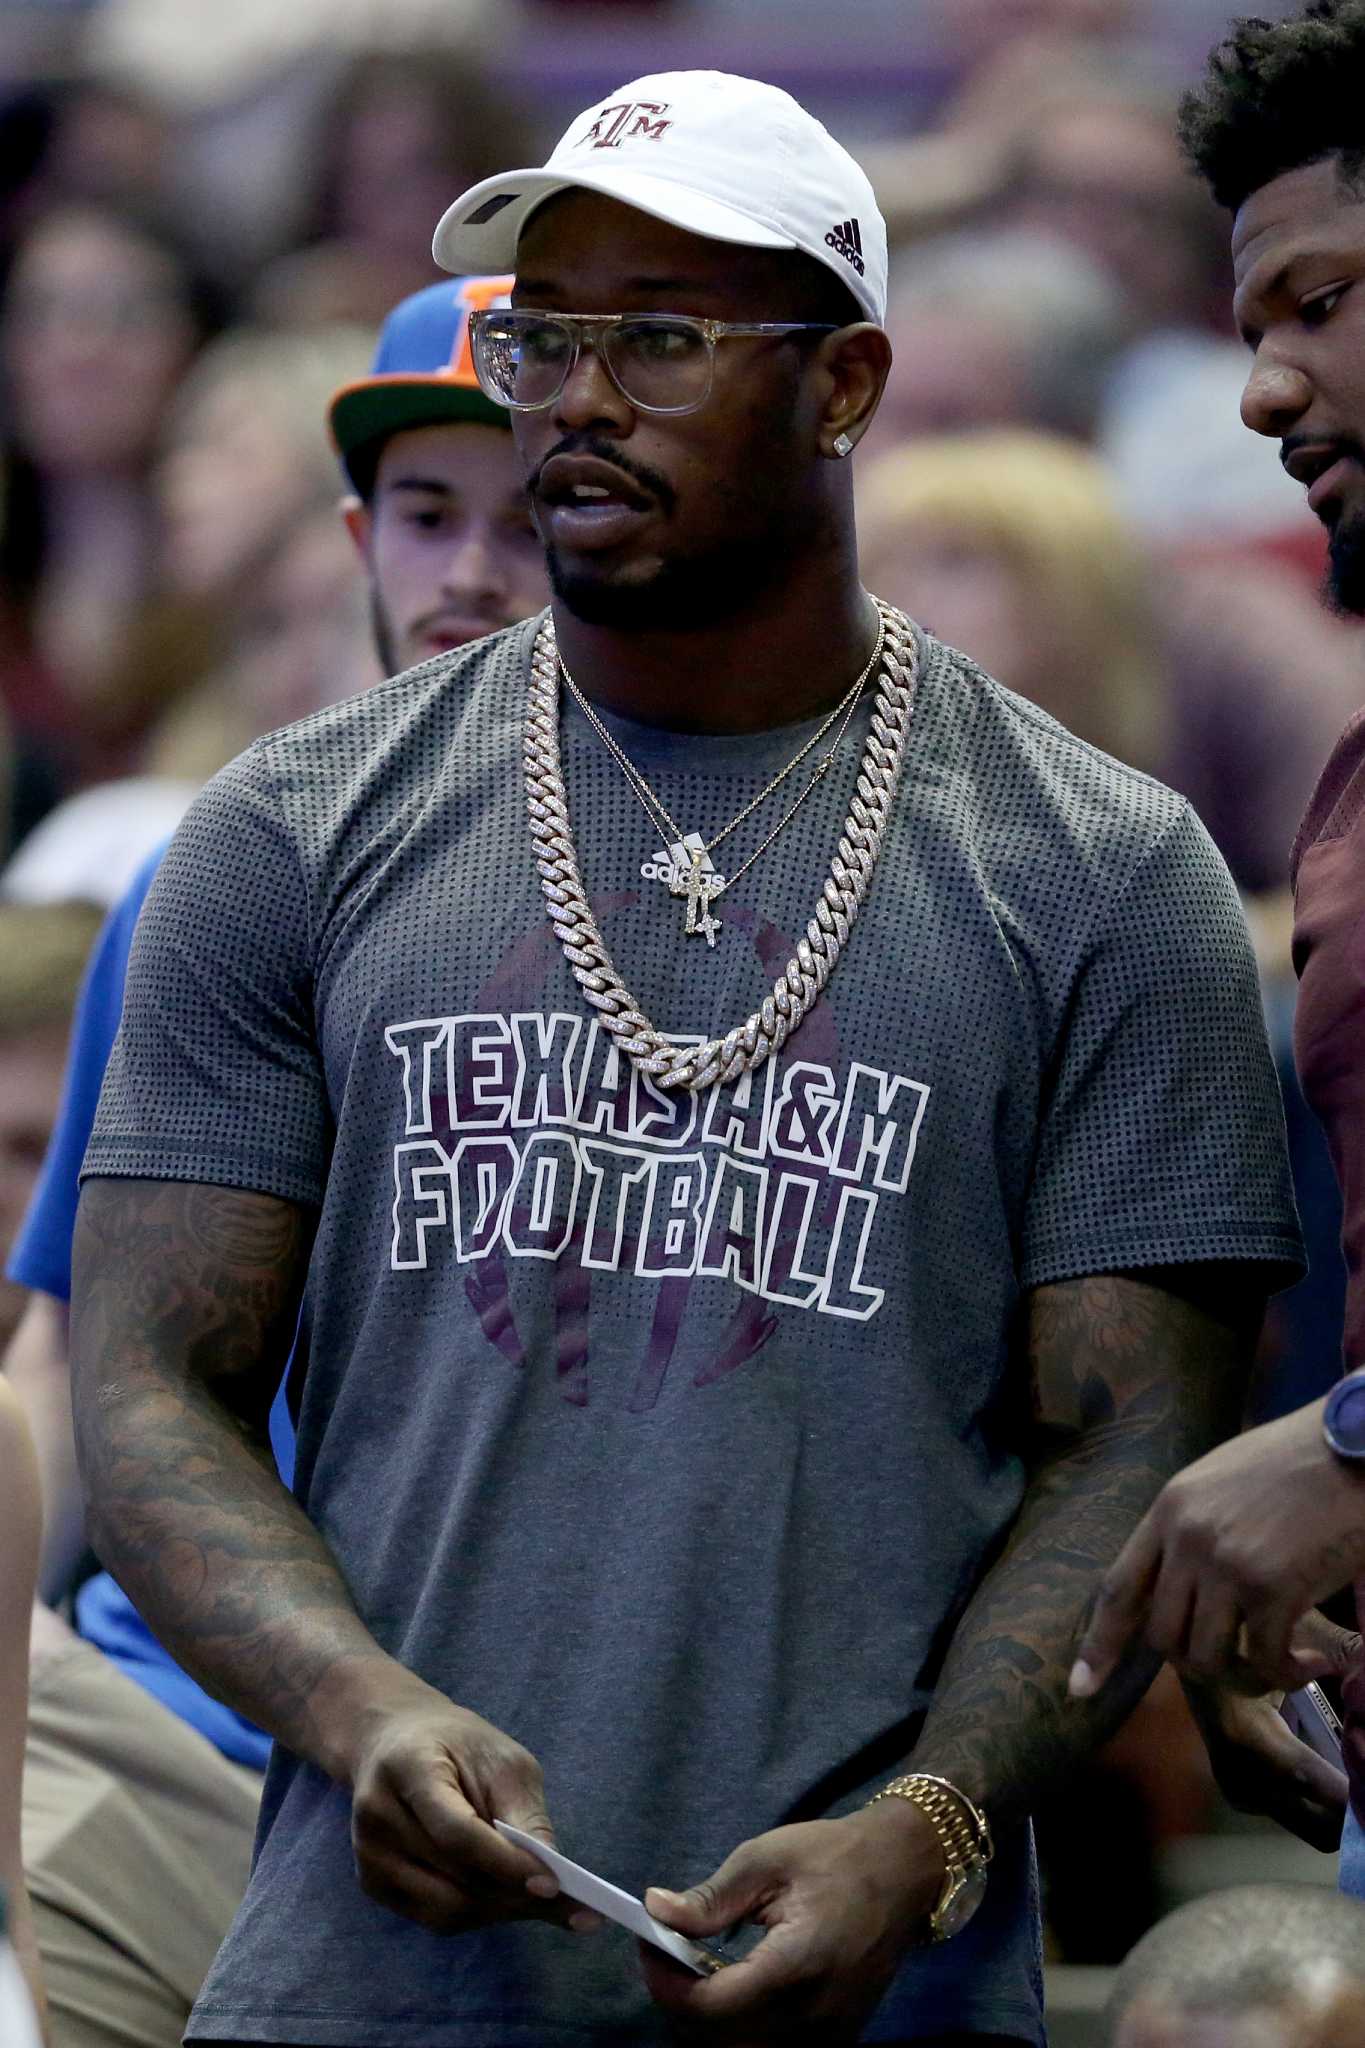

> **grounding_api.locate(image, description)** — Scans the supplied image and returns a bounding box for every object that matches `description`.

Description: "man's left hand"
[1185,1680,1351,1853]
[638,1802,943,2044]
[1070,1399,1365,1700]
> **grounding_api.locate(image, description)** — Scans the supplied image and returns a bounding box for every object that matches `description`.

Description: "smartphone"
[1280,1681,1345,1767]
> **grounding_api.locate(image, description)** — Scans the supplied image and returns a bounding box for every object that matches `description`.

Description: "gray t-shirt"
[87,614,1302,2047]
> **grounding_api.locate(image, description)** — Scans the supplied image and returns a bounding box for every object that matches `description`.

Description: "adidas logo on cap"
[434,75,890,326]
[825,217,864,275]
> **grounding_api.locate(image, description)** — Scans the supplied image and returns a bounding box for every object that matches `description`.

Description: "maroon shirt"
[1291,707,1365,1816]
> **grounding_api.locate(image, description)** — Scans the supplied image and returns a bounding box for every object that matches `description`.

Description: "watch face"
[1328,1373,1365,1459]
[934,1861,988,1940]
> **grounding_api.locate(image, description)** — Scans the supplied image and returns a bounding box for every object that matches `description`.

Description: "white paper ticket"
[493,1820,726,1975]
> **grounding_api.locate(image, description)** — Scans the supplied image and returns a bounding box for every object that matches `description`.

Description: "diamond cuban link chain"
[524,599,917,1093]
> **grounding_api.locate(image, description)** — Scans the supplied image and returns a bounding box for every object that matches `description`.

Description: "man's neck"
[550,564,882,736]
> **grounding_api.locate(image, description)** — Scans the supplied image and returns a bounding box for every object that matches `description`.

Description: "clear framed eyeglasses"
[469,308,838,417]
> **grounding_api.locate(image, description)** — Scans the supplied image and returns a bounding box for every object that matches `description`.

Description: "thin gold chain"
[557,608,886,865]
[719,674,870,894]
[556,671,683,853]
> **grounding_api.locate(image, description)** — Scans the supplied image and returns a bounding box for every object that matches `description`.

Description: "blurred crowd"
[0,0,1353,2003]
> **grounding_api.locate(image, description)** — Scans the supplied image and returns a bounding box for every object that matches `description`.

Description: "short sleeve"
[1020,800,1304,1290]
[83,744,328,1207]
[1290,706,1365,890]
[7,842,169,1299]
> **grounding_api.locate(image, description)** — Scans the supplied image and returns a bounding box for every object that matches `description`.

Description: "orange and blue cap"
[329,273,513,493]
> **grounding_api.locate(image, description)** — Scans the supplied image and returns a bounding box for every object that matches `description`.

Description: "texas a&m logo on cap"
[825,218,864,276]
[578,101,673,149]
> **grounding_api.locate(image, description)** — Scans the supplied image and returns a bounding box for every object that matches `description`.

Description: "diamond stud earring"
[833,432,853,457]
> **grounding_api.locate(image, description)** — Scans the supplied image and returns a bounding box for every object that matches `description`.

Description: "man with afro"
[1071,0,1365,1904]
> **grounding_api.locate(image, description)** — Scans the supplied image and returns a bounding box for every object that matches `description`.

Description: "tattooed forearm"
[910,1269,1256,1825]
[71,1178,401,1777]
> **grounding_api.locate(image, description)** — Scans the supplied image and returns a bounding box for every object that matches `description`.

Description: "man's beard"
[1327,508,1365,617]
[530,402,802,634]
[369,586,520,673]
[545,529,788,632]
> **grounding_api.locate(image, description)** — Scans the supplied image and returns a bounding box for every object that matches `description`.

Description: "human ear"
[340,493,373,562]
[817,323,893,459]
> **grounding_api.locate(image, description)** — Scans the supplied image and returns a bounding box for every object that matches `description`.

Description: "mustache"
[527,434,676,516]
[410,608,504,634]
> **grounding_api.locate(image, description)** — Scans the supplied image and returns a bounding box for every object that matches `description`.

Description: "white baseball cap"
[432,70,887,326]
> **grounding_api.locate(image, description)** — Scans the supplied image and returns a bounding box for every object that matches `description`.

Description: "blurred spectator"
[1100,331,1327,580]
[252,50,532,329]
[84,0,498,110]
[62,18,524,304]
[136,323,376,778]
[36,76,172,230]
[154,323,372,603]
[44,320,374,788]
[0,899,101,1351]
[858,432,1167,772]
[875,230,1132,446]
[0,199,222,795]
[867,53,1227,347]
[1000,76,1232,338]
[1,778,194,910]
[1156,557,1361,910]
[944,0,1137,61]
[856,430,1360,923]
[1106,1884,1365,2048]
[146,504,375,781]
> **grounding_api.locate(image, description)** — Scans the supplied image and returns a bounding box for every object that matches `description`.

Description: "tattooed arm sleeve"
[908,1266,1259,1827]
[70,1177,404,1778]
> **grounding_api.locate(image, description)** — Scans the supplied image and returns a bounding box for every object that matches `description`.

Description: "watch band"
[866,1773,994,1940]
[895,1773,995,1864]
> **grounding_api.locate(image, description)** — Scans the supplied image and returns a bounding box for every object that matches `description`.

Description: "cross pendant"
[668,853,726,946]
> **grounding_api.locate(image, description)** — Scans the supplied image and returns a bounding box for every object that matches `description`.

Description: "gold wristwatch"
[867,1773,994,1942]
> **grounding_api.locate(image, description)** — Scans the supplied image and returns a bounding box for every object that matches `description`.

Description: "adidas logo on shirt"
[825,218,864,275]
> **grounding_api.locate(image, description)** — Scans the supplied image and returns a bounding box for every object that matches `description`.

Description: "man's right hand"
[347,1684,602,1936]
